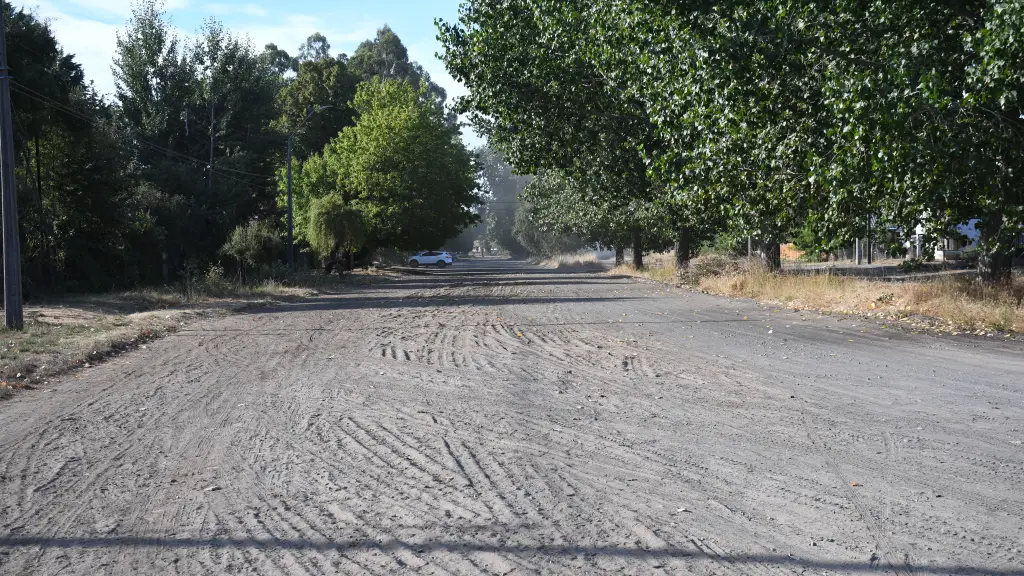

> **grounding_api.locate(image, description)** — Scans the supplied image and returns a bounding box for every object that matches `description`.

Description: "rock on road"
[1,260,1023,575]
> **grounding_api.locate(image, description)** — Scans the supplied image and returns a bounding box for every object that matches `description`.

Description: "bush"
[898,258,925,273]
[678,254,746,285]
[702,233,748,257]
[220,221,283,280]
[306,194,365,260]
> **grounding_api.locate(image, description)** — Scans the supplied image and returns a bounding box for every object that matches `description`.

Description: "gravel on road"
[1,260,1022,575]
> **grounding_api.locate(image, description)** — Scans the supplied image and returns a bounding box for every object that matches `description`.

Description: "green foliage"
[305,195,365,259]
[276,34,359,158]
[284,79,481,255]
[439,0,717,263]
[332,80,481,249]
[2,2,486,295]
[220,220,282,271]
[348,25,448,111]
[440,0,1024,281]
[113,2,282,280]
[523,170,673,252]
[898,258,926,273]
[6,3,139,294]
[512,203,588,259]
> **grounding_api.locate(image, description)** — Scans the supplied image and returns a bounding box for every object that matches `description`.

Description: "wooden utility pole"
[0,1,24,329]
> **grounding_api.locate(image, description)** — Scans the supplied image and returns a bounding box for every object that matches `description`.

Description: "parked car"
[408,251,454,268]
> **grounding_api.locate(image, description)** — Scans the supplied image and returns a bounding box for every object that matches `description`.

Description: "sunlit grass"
[613,253,1024,333]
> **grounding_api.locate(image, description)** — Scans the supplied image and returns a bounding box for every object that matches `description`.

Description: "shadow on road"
[250,294,641,313]
[0,535,1016,575]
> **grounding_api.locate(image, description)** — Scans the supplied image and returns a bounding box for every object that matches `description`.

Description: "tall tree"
[296,32,331,63]
[6,4,139,292]
[288,80,481,258]
[349,25,448,110]
[114,3,281,278]
[572,0,1023,278]
[439,0,694,268]
[276,34,359,159]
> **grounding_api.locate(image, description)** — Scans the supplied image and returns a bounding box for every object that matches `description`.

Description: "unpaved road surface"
[2,260,1023,575]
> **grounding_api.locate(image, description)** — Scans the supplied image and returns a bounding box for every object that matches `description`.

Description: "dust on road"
[2,260,1022,575]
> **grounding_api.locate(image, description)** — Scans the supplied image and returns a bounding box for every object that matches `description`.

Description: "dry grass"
[702,266,1024,333]
[541,252,605,271]
[611,262,679,284]
[0,271,389,397]
[609,252,679,283]
[611,253,1024,334]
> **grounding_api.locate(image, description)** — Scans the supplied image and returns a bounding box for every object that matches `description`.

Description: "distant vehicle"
[408,251,453,268]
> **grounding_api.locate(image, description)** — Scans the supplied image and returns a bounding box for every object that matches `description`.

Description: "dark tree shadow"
[0,535,1018,575]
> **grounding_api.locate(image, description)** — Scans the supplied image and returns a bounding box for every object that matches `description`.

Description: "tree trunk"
[324,241,342,275]
[978,214,1013,283]
[631,227,644,269]
[978,250,1012,283]
[675,227,692,269]
[760,241,781,271]
[614,245,624,266]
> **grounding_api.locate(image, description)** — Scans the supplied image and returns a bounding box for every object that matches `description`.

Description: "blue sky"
[19,0,481,145]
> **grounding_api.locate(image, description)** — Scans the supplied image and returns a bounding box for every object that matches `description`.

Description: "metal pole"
[747,236,752,258]
[0,2,24,330]
[286,134,294,271]
[856,238,862,265]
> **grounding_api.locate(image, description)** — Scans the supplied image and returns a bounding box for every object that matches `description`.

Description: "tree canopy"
[286,79,480,257]
[1,0,483,296]
[440,0,1024,279]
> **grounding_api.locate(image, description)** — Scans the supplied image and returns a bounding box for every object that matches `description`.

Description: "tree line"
[4,0,479,296]
[439,0,1024,281]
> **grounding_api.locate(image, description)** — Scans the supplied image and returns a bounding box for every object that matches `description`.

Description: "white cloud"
[29,1,123,95]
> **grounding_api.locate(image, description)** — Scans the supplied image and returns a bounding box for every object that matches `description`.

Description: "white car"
[408,251,454,268]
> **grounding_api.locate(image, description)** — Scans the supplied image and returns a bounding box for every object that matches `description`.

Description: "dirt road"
[2,260,1023,575]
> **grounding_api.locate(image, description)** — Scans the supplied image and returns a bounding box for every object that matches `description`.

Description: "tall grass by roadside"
[541,252,605,271]
[702,262,1023,333]
[610,252,681,283]
[613,253,1024,334]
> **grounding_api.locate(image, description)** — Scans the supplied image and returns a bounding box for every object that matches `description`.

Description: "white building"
[910,220,981,261]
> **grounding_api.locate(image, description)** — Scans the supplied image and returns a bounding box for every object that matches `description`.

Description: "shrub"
[220,221,283,281]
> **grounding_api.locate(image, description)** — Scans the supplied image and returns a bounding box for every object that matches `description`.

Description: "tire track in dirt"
[3,262,1024,574]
